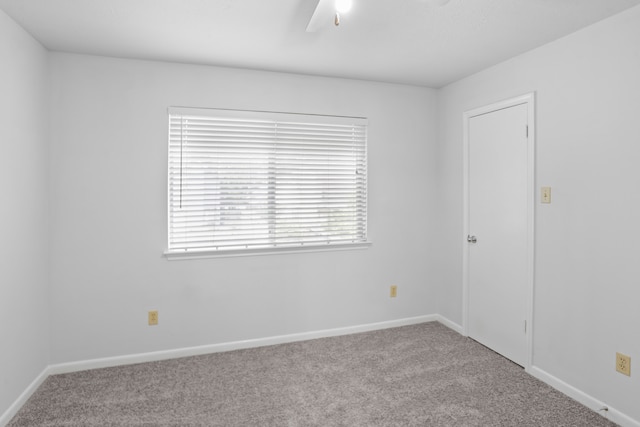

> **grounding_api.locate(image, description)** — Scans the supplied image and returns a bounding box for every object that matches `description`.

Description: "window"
[166,107,368,257]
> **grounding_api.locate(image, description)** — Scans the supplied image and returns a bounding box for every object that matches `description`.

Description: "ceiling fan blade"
[306,0,335,33]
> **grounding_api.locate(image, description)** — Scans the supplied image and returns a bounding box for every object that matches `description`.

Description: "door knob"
[467,235,477,243]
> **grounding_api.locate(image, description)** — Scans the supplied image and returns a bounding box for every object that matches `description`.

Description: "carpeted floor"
[9,322,617,426]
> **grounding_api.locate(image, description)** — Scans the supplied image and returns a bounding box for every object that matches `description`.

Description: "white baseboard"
[49,314,439,375]
[2,314,439,424]
[0,366,50,427]
[434,314,463,334]
[529,366,640,427]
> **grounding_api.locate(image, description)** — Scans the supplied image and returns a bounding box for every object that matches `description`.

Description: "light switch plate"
[541,187,551,204]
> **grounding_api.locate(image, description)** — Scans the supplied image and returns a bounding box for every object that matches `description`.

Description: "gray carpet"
[9,322,616,426]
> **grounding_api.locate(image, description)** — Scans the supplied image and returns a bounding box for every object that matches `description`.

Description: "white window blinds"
[167,107,368,255]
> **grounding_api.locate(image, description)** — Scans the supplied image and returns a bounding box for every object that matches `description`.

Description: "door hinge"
[524,320,527,333]
[526,125,529,138]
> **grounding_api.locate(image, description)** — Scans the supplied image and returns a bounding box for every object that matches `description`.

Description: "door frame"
[462,92,536,371]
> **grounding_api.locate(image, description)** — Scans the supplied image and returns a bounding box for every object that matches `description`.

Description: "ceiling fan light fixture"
[335,0,352,14]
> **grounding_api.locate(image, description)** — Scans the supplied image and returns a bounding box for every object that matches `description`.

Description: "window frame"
[164,107,371,260]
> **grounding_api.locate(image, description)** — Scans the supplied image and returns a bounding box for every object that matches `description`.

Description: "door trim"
[462,92,535,371]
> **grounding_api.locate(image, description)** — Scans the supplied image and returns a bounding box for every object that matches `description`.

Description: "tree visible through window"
[167,107,368,255]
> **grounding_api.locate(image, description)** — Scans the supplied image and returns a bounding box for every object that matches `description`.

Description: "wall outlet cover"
[148,310,159,326]
[616,352,631,376]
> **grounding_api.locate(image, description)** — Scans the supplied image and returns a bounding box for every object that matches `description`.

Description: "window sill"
[163,241,372,261]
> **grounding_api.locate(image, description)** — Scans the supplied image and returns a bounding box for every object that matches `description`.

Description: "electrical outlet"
[390,285,397,298]
[616,353,630,376]
[148,310,158,326]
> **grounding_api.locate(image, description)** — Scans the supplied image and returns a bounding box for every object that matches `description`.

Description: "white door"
[466,100,531,367]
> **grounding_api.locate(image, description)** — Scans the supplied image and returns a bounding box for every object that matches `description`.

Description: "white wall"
[7,3,639,424]
[48,53,439,364]
[436,4,640,422]
[0,9,50,419]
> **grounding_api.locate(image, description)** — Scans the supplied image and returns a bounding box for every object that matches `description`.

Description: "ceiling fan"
[306,0,452,32]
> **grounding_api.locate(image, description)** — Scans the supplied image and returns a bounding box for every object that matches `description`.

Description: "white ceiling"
[1,0,639,88]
